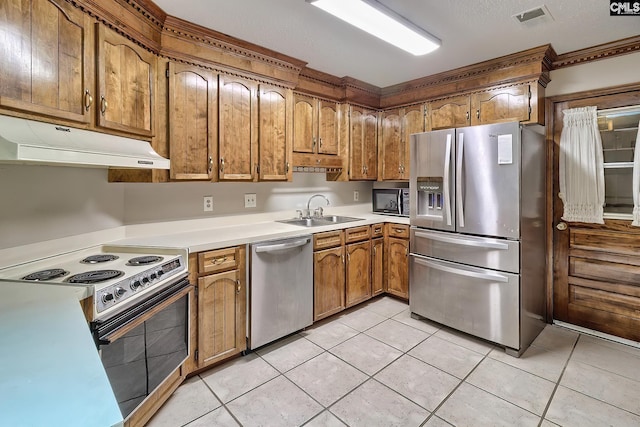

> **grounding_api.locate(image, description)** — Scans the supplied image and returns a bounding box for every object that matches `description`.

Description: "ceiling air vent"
[513,5,552,23]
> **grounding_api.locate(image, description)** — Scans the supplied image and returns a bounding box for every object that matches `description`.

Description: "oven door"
[90,275,192,419]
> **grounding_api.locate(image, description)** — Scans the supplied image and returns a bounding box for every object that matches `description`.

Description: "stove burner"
[81,254,119,264]
[127,256,163,266]
[66,270,124,284]
[22,269,69,281]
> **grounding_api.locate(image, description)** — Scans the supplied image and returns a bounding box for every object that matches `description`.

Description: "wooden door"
[96,24,155,137]
[218,74,257,181]
[387,237,409,299]
[430,95,470,130]
[551,86,640,342]
[197,269,246,367]
[471,84,530,125]
[346,241,371,307]
[0,0,93,123]
[318,99,339,155]
[379,109,402,181]
[168,63,217,180]
[371,237,385,296]
[293,93,315,153]
[258,84,291,181]
[402,104,426,179]
[349,106,365,180]
[362,109,378,180]
[314,246,345,321]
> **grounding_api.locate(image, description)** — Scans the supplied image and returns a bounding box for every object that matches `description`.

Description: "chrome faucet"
[305,194,329,218]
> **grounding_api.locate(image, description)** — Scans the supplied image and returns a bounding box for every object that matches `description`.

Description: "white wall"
[122,173,372,224]
[0,164,124,249]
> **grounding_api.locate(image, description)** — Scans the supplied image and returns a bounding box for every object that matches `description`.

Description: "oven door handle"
[95,282,193,345]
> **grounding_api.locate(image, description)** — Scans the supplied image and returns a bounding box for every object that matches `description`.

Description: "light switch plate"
[244,193,257,208]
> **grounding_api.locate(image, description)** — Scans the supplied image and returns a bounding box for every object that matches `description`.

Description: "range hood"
[0,115,169,169]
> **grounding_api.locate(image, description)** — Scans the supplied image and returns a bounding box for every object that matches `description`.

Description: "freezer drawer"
[410,228,519,274]
[409,254,520,349]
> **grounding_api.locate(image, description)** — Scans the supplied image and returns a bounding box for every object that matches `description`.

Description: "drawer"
[198,246,239,274]
[371,223,384,238]
[345,225,371,244]
[314,230,344,251]
[387,223,409,239]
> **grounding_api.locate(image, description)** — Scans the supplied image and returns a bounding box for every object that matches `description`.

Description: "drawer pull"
[236,279,241,294]
[394,228,405,233]
[210,256,228,265]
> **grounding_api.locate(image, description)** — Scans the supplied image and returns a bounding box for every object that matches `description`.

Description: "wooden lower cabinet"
[387,237,409,299]
[191,246,247,371]
[371,237,385,296]
[314,245,345,321]
[346,240,371,307]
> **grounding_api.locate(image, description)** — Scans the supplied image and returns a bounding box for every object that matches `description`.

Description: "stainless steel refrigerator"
[409,121,545,356]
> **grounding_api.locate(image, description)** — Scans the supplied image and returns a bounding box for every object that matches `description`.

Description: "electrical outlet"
[353,190,359,202]
[244,193,257,208]
[203,196,213,212]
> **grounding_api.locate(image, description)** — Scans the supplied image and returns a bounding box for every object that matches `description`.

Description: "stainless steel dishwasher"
[249,235,313,349]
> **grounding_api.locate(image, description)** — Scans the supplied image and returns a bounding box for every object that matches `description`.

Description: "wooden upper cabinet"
[318,100,339,155]
[471,84,531,125]
[218,74,258,181]
[258,84,292,181]
[0,0,93,123]
[379,109,403,181]
[293,94,339,156]
[168,62,217,181]
[430,95,471,130]
[293,94,315,153]
[402,104,426,178]
[350,105,377,180]
[96,24,155,137]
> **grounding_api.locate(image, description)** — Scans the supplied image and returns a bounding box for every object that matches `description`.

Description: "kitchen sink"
[277,215,363,227]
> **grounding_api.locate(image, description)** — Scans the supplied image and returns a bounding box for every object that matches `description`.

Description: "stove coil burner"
[22,269,69,281]
[81,254,119,264]
[66,270,124,284]
[127,256,164,266]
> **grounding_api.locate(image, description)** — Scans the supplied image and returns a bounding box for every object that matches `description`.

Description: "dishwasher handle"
[254,237,311,253]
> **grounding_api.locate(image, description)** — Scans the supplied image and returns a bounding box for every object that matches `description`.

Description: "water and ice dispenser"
[417,177,444,219]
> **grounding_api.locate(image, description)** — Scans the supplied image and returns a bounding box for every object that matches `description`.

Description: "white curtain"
[559,106,605,224]
[632,119,640,226]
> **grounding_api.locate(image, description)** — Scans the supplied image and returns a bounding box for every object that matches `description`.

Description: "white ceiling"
[153,0,639,88]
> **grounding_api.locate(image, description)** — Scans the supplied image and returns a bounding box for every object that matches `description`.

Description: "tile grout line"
[196,373,246,427]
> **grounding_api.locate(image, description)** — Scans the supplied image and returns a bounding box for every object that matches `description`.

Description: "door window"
[598,106,640,217]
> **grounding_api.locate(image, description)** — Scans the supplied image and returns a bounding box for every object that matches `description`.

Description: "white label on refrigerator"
[498,134,513,164]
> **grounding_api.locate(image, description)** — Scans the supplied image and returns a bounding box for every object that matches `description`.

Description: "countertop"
[0,281,123,427]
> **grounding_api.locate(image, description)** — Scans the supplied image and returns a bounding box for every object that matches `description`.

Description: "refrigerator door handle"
[456,132,465,227]
[443,134,452,226]
[413,257,509,283]
[414,231,509,250]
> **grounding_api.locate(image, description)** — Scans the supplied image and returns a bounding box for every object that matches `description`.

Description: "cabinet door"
[96,24,155,137]
[401,104,426,179]
[349,106,365,180]
[0,0,92,123]
[430,95,470,130]
[363,109,378,180]
[346,241,371,307]
[218,74,258,181]
[197,269,246,367]
[168,63,217,180]
[258,84,291,181]
[379,109,402,181]
[318,99,339,155]
[387,237,409,299]
[314,246,345,321]
[371,237,385,296]
[471,85,530,125]
[293,93,316,153]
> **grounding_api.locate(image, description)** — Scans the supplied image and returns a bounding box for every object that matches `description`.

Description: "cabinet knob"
[220,157,225,173]
[556,222,568,231]
[236,279,241,294]
[466,111,470,121]
[319,137,323,147]
[476,109,480,119]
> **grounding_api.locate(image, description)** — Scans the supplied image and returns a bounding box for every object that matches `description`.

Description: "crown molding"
[553,35,640,69]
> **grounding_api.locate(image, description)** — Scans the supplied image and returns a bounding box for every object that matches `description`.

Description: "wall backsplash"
[123,173,373,224]
[0,165,373,249]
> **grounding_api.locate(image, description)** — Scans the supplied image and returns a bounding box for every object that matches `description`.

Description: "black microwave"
[372,188,410,216]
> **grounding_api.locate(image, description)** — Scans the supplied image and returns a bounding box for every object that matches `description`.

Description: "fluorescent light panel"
[307,0,440,56]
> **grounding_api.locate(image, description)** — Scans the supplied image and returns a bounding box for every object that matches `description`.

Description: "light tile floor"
[146,296,640,427]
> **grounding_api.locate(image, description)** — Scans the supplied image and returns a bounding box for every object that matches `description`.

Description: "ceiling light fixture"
[306,0,441,56]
